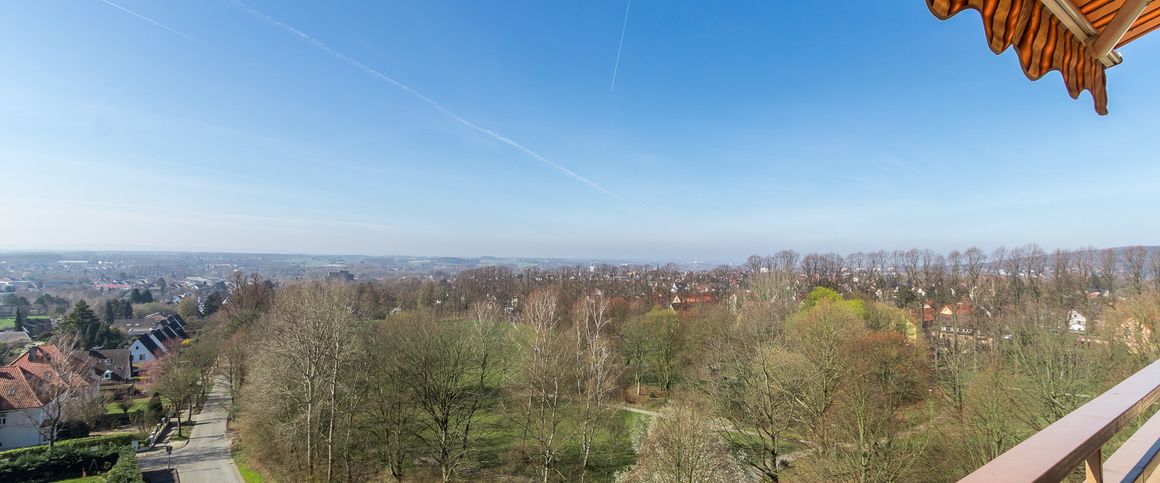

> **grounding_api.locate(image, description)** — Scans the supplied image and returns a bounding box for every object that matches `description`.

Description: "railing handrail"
[961,357,1160,482]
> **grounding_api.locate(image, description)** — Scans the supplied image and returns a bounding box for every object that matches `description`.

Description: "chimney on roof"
[28,346,38,363]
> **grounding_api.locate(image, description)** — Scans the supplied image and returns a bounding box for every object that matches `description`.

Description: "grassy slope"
[232,444,266,483]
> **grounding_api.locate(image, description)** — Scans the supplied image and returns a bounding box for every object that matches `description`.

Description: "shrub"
[104,448,144,483]
[0,432,144,458]
[58,420,92,440]
[0,444,121,482]
[0,433,145,482]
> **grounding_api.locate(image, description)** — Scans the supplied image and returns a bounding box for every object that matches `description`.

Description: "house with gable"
[0,344,101,449]
[0,366,47,449]
[112,313,188,366]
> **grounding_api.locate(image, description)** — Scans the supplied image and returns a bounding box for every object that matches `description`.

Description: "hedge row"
[0,432,144,458]
[0,443,121,482]
[104,448,145,483]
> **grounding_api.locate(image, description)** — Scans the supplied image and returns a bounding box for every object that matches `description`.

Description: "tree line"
[190,244,1160,482]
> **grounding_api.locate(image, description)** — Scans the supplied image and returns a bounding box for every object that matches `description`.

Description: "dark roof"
[136,335,163,357]
[169,321,188,339]
[91,349,132,382]
[114,313,188,341]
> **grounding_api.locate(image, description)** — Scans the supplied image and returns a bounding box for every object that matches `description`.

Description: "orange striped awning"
[927,0,1160,114]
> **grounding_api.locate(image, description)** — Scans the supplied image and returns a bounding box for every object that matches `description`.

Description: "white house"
[0,366,46,449]
[114,313,188,366]
[1068,310,1088,333]
[128,334,168,363]
[0,345,103,450]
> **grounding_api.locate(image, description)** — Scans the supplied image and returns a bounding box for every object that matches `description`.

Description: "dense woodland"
[158,245,1160,482]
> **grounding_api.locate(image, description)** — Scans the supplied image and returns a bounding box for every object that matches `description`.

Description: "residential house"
[113,313,188,366]
[670,293,715,311]
[1068,310,1089,333]
[0,366,47,449]
[87,349,132,384]
[1,345,101,450]
[937,301,976,335]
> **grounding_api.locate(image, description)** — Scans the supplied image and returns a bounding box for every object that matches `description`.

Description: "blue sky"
[2,1,1158,260]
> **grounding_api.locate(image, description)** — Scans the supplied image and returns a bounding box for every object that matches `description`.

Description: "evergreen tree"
[120,300,133,318]
[145,393,164,426]
[103,300,117,324]
[60,300,102,349]
[141,290,154,303]
[129,289,143,304]
[13,307,25,332]
[202,292,223,316]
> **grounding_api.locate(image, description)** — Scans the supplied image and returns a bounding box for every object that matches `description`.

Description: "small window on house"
[0,414,6,425]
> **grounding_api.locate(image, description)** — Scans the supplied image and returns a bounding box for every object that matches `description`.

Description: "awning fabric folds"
[928,0,1160,114]
[927,0,1109,114]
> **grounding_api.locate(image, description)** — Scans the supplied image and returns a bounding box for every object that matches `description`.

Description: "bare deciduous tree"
[1125,246,1149,295]
[717,343,805,481]
[247,282,360,482]
[27,338,98,449]
[619,403,744,483]
[511,289,575,482]
[392,311,500,482]
[572,292,621,480]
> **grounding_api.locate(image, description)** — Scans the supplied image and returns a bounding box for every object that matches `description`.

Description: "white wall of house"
[0,408,45,450]
[128,339,155,363]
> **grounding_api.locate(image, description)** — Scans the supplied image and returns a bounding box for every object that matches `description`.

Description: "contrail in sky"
[96,0,229,57]
[610,0,632,92]
[230,0,633,205]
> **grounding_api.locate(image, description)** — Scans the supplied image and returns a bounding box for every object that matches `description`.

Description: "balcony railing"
[961,358,1160,482]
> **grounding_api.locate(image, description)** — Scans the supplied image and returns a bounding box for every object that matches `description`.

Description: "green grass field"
[104,398,150,415]
[0,315,49,331]
[464,402,642,480]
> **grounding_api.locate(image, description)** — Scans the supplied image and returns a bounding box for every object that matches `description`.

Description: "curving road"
[139,377,243,483]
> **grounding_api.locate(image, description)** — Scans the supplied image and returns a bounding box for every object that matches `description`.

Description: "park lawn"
[104,397,150,414]
[467,400,641,480]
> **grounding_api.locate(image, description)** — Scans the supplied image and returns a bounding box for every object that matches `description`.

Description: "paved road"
[140,377,243,483]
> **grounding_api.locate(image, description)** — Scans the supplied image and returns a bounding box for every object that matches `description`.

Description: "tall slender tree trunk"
[305,379,316,481]
[326,337,340,483]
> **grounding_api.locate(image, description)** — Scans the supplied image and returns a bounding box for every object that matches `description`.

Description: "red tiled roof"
[8,345,93,388]
[0,366,43,410]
